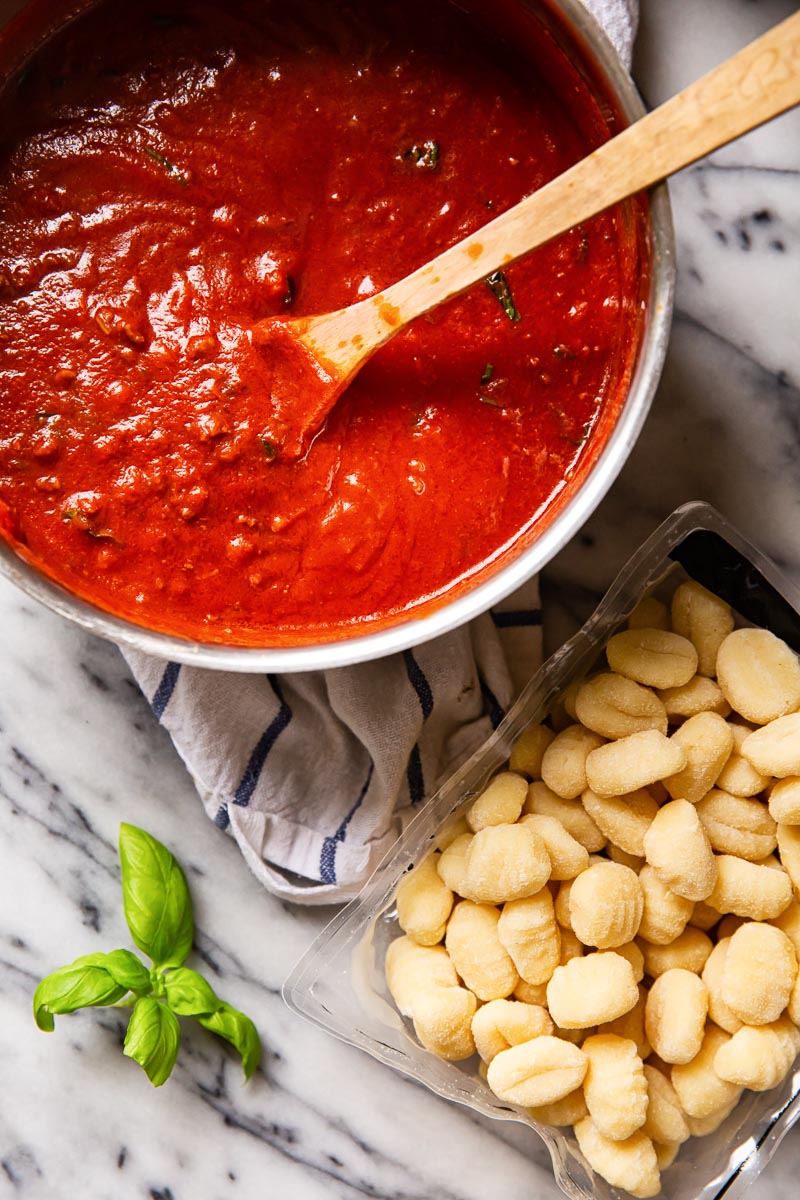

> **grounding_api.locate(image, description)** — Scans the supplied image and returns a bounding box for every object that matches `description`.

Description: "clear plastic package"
[284,501,800,1200]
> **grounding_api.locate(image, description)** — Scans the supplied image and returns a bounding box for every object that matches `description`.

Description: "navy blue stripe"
[233,676,293,807]
[491,608,543,628]
[406,744,425,806]
[213,804,230,831]
[403,650,434,719]
[319,763,375,884]
[403,650,433,804]
[151,661,181,720]
[481,680,506,731]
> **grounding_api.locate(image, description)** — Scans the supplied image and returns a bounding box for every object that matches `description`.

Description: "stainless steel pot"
[0,0,675,671]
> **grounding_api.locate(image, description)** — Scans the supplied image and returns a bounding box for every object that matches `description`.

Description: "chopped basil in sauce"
[143,147,189,186]
[403,141,439,170]
[485,271,520,322]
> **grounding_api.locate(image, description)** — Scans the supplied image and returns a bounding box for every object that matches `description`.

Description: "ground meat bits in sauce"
[0,0,646,645]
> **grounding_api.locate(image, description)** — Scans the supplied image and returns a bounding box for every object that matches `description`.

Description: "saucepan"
[0,0,675,670]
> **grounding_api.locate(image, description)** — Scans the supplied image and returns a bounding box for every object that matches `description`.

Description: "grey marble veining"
[2,1,800,1197]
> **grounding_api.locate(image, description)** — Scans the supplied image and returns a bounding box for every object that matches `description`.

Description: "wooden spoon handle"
[309,10,800,373]
[384,11,800,317]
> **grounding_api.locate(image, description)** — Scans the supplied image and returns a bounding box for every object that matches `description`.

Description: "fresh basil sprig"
[33,823,261,1086]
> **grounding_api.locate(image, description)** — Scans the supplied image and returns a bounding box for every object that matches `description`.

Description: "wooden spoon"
[253,11,800,458]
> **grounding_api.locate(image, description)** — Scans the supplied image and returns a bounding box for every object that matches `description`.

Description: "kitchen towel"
[123,0,636,904]
[124,577,542,904]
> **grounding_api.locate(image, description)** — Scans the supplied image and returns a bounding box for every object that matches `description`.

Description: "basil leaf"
[71,949,151,993]
[103,949,153,994]
[163,967,221,1016]
[119,824,194,969]
[33,960,128,1031]
[123,996,181,1087]
[197,1002,261,1081]
[485,270,521,322]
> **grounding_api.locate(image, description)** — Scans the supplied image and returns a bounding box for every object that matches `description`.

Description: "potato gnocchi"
[385,578,800,1196]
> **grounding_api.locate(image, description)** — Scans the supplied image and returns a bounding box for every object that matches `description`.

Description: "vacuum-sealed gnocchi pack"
[285,502,800,1200]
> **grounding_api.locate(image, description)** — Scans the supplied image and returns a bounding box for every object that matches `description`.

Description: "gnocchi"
[396,853,454,945]
[582,1033,649,1141]
[607,628,698,690]
[670,581,734,678]
[637,865,694,946]
[716,723,770,798]
[463,822,551,904]
[581,788,658,858]
[707,854,793,920]
[628,596,670,632]
[486,1035,587,1107]
[742,714,800,779]
[496,890,561,985]
[662,712,734,805]
[720,921,797,1025]
[638,927,713,978]
[695,789,777,862]
[546,952,639,1028]
[528,1087,589,1127]
[599,984,650,1058]
[568,862,643,949]
[642,1064,690,1147]
[520,813,589,879]
[384,579,800,1199]
[467,771,528,831]
[658,675,730,722]
[436,831,473,895]
[586,731,687,798]
[445,901,518,1000]
[385,937,477,1060]
[716,628,800,725]
[575,673,668,740]
[471,998,554,1063]
[700,938,743,1035]
[541,724,606,800]
[769,778,800,826]
[509,724,555,780]
[574,1118,661,1199]
[670,1025,742,1119]
[643,799,717,902]
[524,781,607,852]
[644,969,708,1064]
[713,1016,800,1092]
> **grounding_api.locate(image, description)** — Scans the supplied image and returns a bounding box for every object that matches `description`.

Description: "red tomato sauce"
[0,0,647,645]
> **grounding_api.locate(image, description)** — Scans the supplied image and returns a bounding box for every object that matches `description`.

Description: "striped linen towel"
[123,0,636,904]
[123,579,542,904]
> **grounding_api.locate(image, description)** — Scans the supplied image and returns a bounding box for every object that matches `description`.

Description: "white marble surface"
[2,1,800,1197]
